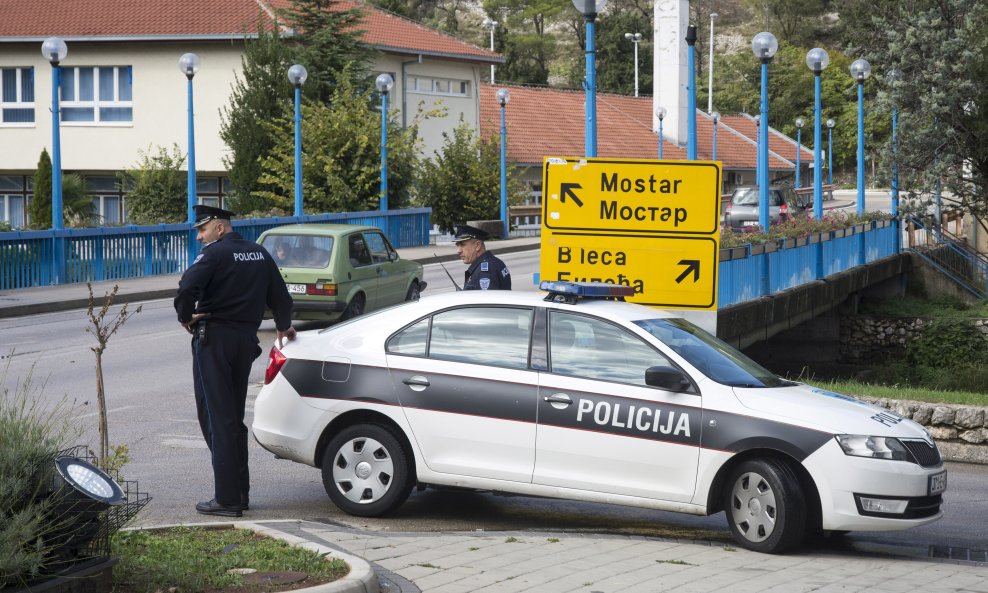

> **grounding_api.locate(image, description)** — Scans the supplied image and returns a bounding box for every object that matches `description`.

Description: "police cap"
[453,224,490,244]
[193,204,234,228]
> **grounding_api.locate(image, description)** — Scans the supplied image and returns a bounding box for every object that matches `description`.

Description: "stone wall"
[859,397,988,464]
[840,316,988,362]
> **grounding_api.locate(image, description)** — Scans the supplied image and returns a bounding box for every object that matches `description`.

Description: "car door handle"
[402,376,430,391]
[543,393,572,408]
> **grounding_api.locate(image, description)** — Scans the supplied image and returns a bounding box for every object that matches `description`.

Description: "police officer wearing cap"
[174,204,296,517]
[454,224,511,290]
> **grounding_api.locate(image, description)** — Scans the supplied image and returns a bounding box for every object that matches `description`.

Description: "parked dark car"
[723,186,810,231]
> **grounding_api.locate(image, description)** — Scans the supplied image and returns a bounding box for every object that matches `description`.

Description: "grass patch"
[859,295,988,318]
[656,559,694,565]
[547,537,559,543]
[504,536,521,543]
[806,379,987,406]
[111,526,347,593]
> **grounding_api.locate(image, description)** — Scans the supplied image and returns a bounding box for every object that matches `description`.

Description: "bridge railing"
[718,219,898,308]
[0,208,431,290]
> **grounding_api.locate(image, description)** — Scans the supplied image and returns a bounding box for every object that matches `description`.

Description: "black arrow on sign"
[560,182,584,207]
[675,260,701,284]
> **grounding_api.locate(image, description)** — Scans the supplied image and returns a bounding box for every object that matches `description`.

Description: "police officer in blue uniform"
[174,205,296,517]
[454,224,511,290]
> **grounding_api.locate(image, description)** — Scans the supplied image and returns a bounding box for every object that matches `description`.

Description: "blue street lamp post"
[806,48,830,219]
[376,73,394,212]
[850,59,871,215]
[795,117,805,189]
[288,64,307,217]
[686,25,698,160]
[179,53,200,224]
[573,0,606,157]
[656,107,666,159]
[497,88,510,239]
[827,118,835,186]
[711,112,720,161]
[751,32,778,232]
[43,37,67,283]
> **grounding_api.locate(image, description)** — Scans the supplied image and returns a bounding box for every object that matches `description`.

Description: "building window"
[1,67,35,125]
[87,176,126,224]
[60,66,133,124]
[196,176,233,210]
[408,76,470,98]
[0,175,32,228]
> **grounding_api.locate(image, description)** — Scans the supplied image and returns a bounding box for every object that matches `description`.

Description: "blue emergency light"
[539,281,635,303]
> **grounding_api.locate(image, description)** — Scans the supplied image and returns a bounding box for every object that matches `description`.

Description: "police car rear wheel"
[322,424,412,517]
[724,458,806,554]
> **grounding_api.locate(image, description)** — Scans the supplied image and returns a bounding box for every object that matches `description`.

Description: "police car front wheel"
[724,458,806,554]
[322,424,413,517]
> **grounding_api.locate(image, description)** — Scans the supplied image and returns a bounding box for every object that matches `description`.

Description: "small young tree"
[253,73,425,214]
[30,150,53,228]
[30,150,99,228]
[417,118,525,233]
[118,145,187,224]
[85,284,141,471]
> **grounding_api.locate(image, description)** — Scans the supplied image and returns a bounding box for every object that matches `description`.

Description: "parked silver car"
[724,186,810,231]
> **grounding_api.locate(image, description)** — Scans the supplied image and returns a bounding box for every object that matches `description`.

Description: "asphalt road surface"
[2,249,984,563]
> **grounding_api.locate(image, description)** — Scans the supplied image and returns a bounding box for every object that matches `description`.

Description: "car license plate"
[287,283,307,295]
[928,470,947,495]
[743,221,758,227]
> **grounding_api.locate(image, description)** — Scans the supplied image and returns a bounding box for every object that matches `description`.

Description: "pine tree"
[30,150,53,229]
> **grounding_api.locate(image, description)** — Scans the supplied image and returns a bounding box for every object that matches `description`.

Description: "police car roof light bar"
[539,281,635,303]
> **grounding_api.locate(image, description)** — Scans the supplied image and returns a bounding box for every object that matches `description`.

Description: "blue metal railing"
[718,220,899,308]
[0,208,431,290]
[904,215,988,299]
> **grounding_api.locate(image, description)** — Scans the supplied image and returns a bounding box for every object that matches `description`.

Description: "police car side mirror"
[645,366,693,393]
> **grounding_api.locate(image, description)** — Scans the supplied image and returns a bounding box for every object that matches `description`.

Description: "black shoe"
[195,499,243,517]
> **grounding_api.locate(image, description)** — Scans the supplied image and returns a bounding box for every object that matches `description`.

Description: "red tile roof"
[480,84,802,171]
[0,0,501,63]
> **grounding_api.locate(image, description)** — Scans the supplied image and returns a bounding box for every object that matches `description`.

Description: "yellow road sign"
[540,231,719,309]
[542,157,721,235]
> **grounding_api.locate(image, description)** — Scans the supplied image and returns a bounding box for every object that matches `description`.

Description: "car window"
[549,311,673,386]
[348,234,373,268]
[633,317,791,388]
[731,188,757,205]
[428,307,533,369]
[387,318,429,356]
[261,234,333,268]
[364,232,393,264]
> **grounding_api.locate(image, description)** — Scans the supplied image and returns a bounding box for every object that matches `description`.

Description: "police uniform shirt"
[463,250,511,290]
[175,231,293,331]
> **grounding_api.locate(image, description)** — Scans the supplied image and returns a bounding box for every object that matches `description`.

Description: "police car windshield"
[632,318,788,388]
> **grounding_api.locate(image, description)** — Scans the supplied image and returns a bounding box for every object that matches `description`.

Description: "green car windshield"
[633,318,789,388]
[261,235,334,268]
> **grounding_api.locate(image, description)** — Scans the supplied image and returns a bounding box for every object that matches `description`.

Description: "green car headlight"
[835,435,911,461]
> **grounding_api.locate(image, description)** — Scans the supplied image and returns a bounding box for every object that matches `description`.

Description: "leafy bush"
[0,363,80,588]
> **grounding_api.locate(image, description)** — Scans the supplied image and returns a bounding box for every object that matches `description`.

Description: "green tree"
[276,0,371,103]
[836,0,988,228]
[485,0,569,86]
[29,150,98,228]
[220,23,296,215]
[417,118,524,233]
[589,0,653,96]
[253,75,422,214]
[118,145,187,225]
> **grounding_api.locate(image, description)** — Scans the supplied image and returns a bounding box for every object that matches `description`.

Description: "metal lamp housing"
[497,88,511,106]
[55,456,125,507]
[375,73,394,94]
[178,52,200,78]
[850,58,872,82]
[572,0,607,15]
[796,117,805,128]
[750,32,778,61]
[806,48,830,73]
[42,37,68,64]
[288,64,308,87]
[655,106,667,121]
[827,118,836,129]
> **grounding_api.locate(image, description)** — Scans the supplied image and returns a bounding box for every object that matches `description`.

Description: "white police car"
[253,281,945,553]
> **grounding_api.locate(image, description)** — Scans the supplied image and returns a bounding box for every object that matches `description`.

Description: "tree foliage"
[118,145,187,225]
[417,118,525,233]
[254,74,422,214]
[29,150,97,228]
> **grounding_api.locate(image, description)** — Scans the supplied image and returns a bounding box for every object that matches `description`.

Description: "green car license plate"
[287,283,307,295]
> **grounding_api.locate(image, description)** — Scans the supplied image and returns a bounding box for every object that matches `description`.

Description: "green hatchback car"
[257,224,426,321]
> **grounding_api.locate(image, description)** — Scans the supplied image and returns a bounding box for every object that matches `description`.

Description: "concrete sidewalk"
[239,520,986,593]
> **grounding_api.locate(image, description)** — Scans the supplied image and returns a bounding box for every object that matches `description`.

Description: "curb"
[121,520,378,593]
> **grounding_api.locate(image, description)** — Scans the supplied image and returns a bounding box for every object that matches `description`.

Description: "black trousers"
[192,323,261,507]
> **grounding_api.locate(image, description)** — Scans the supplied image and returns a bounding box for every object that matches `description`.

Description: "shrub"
[0,362,80,588]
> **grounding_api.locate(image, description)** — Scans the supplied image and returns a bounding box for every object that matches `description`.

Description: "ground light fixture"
[55,455,126,508]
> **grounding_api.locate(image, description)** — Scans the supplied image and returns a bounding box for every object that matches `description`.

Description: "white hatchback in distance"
[252,282,945,554]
